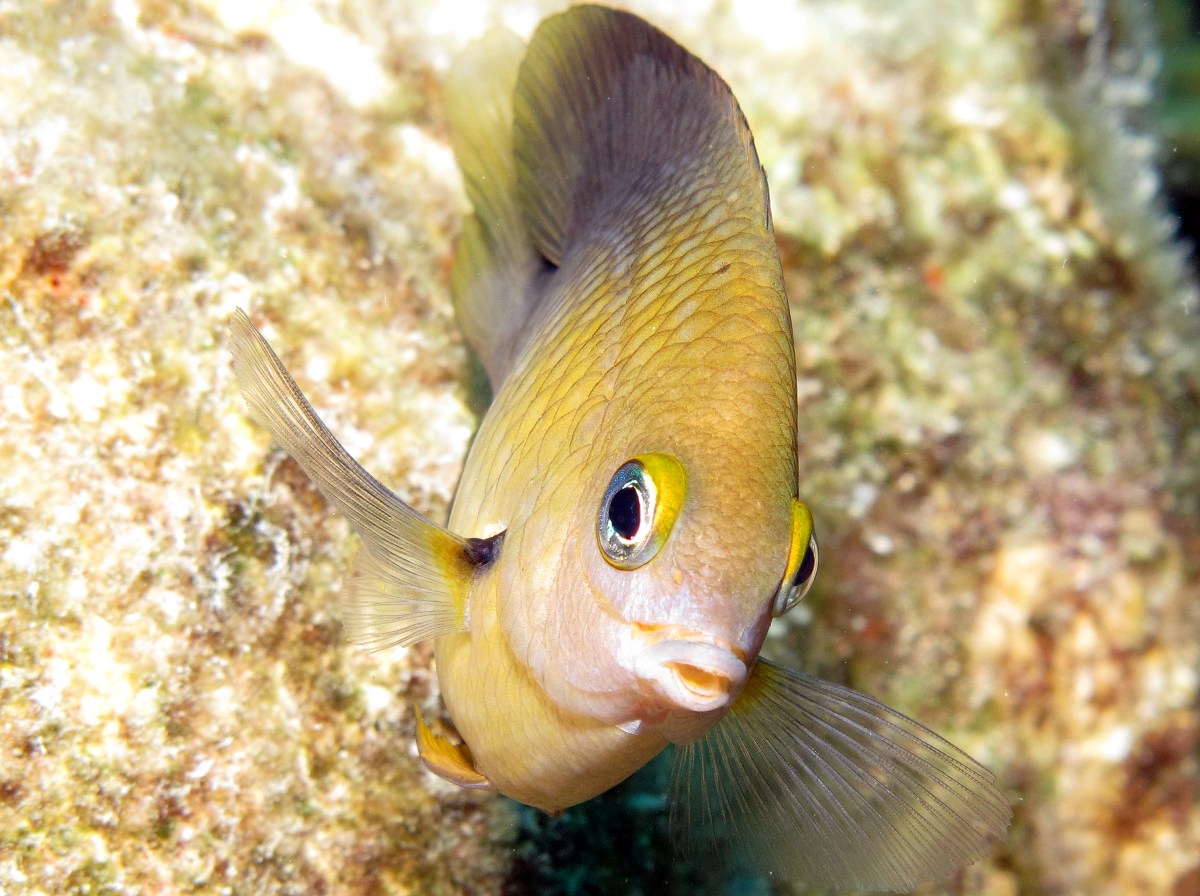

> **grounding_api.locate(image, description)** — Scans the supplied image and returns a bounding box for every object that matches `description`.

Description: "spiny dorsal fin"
[513,4,766,265]
[446,29,546,385]
[228,309,497,649]
[669,658,1011,890]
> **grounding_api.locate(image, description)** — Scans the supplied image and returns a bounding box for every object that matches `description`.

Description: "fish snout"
[635,639,747,713]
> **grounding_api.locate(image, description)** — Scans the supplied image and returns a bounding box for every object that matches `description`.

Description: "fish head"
[472,280,822,743]
[511,431,818,740]
[601,449,818,726]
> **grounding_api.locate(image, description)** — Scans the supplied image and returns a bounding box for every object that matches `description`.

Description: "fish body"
[437,7,796,811]
[230,5,1009,889]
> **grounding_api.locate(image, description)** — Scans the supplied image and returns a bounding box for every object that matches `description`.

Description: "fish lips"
[632,636,748,714]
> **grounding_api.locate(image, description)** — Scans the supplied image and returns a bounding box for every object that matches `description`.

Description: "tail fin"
[446,28,546,385]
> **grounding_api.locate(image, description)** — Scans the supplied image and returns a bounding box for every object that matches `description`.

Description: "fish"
[228,4,1010,890]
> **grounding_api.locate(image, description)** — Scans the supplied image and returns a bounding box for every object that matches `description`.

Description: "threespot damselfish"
[229,5,1010,889]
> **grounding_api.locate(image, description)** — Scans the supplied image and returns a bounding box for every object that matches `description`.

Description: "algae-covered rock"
[0,1,506,893]
[737,2,1200,895]
[1,2,1196,895]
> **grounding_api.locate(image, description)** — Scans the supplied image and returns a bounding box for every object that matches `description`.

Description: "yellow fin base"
[414,705,492,790]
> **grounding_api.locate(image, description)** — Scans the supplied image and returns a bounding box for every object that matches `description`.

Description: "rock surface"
[1,1,1196,895]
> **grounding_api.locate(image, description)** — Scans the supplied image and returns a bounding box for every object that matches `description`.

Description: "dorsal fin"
[513,4,766,265]
[446,6,769,388]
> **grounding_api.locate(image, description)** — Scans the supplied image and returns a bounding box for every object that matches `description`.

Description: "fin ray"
[669,658,1010,890]
[446,28,546,385]
[228,309,478,647]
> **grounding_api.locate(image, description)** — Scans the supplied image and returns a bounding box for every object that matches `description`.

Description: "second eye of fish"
[775,533,818,615]
[771,502,819,617]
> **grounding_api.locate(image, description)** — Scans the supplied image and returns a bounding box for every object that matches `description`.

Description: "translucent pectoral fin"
[669,658,1010,892]
[229,309,498,649]
[414,704,492,790]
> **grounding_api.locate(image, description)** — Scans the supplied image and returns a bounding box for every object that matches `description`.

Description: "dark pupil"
[794,542,817,584]
[609,484,642,541]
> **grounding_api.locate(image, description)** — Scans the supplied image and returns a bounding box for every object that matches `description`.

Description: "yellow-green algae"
[0,1,508,894]
[1,1,1198,896]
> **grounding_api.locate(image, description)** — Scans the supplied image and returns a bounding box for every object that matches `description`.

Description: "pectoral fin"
[228,309,500,649]
[669,658,1010,891]
[414,704,492,789]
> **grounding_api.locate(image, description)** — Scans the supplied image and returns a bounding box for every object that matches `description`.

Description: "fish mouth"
[633,636,747,713]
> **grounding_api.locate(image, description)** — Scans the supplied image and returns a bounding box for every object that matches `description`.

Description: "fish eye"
[772,501,818,616]
[597,454,686,570]
[608,482,643,541]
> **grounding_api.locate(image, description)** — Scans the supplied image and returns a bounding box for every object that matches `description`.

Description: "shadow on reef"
[500,750,789,896]
[1156,0,1200,265]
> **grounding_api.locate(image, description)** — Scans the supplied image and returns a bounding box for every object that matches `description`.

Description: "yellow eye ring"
[772,499,818,616]
[597,453,686,570]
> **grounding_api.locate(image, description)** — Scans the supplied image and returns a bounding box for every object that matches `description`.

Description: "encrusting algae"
[231,6,1010,890]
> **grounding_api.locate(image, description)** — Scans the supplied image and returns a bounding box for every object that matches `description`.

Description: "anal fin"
[414,704,492,790]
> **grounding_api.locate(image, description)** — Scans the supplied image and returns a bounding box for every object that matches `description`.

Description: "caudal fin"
[446,28,546,385]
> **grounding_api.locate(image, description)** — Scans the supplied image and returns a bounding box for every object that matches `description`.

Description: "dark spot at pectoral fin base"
[227,309,488,651]
[414,704,492,790]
